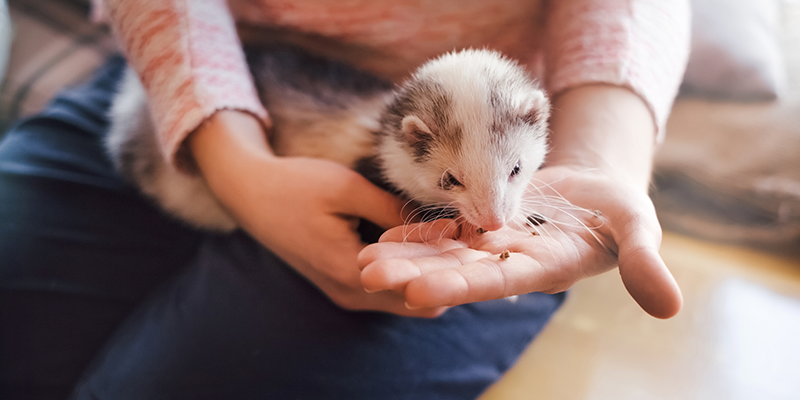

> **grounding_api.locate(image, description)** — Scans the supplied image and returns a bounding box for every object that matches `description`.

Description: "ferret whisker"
[530,168,599,188]
[521,194,578,206]
[527,204,606,247]
[513,209,560,260]
[523,184,581,218]
[415,203,456,221]
[526,178,576,205]
[510,218,532,234]
[533,212,578,258]
[400,201,442,246]
[522,198,595,217]
[526,178,607,222]
[521,202,603,231]
[521,202,588,218]
[523,186,603,228]
[439,168,454,190]
[400,198,421,225]
[517,202,607,253]
[438,216,463,243]
[399,201,461,244]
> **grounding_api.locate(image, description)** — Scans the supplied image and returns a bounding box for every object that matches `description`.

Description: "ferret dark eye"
[441,172,463,190]
[510,163,521,178]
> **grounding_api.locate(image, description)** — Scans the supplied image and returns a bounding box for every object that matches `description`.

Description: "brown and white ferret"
[106,48,550,233]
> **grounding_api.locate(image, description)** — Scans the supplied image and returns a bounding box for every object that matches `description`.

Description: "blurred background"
[1,0,799,399]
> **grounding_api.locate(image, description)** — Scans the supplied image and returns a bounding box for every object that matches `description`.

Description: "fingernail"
[364,287,380,294]
[405,301,420,310]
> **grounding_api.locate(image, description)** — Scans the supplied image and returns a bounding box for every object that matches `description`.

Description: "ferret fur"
[106,48,550,232]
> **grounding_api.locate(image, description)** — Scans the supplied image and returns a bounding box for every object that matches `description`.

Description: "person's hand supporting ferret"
[188,110,448,317]
[359,85,683,319]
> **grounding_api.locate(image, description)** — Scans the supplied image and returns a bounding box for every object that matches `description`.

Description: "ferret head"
[378,49,550,231]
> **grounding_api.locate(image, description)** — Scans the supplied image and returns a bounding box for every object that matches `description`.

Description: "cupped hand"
[190,111,447,317]
[246,157,452,317]
[359,165,683,319]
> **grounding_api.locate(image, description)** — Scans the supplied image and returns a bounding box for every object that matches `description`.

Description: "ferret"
[106,48,550,233]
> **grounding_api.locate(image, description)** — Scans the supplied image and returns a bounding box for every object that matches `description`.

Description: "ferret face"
[378,49,550,231]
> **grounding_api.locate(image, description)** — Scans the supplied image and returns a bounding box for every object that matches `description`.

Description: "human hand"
[359,165,681,318]
[189,111,447,317]
[360,85,684,319]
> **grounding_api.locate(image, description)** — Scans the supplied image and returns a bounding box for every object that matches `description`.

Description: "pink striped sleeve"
[544,0,691,138]
[103,0,269,168]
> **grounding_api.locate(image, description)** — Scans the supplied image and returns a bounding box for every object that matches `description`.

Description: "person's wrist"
[545,84,656,189]
[186,110,279,212]
[189,109,275,177]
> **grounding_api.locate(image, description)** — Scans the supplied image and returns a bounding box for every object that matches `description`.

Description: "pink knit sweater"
[100,0,690,166]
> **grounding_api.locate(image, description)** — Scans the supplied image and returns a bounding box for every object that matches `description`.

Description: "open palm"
[359,165,683,319]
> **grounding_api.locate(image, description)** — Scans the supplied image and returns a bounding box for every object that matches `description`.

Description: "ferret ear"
[401,115,434,146]
[520,92,550,126]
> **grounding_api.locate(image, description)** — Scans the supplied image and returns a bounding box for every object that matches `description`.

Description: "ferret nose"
[479,218,504,232]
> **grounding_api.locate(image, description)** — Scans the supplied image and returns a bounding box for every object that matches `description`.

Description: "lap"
[0,56,202,399]
[72,232,564,400]
[0,56,564,400]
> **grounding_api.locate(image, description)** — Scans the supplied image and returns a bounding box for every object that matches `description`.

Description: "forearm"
[187,110,276,224]
[544,0,690,142]
[546,85,656,190]
[103,0,269,167]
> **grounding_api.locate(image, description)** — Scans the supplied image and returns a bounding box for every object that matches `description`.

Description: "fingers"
[404,252,543,308]
[378,219,462,243]
[357,219,465,294]
[360,240,545,308]
[334,173,406,230]
[359,243,484,293]
[329,283,449,318]
[305,240,450,318]
[566,177,683,319]
[359,222,463,294]
[353,166,683,317]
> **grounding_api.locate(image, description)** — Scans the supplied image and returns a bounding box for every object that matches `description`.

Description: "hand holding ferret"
[359,86,683,319]
[189,111,448,318]
[359,165,680,319]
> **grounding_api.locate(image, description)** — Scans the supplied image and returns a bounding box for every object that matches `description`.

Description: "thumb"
[336,174,407,230]
[616,225,682,319]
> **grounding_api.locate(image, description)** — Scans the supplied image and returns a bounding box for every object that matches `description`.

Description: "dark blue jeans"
[0,57,564,400]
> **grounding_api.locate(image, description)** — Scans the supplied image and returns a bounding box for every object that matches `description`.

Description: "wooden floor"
[480,231,800,400]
